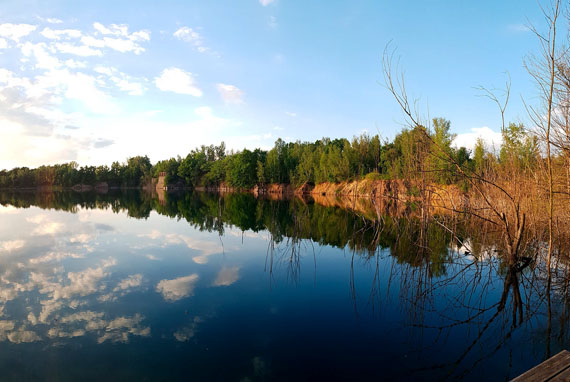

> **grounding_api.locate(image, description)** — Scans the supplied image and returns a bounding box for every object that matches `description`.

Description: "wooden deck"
[513,350,570,381]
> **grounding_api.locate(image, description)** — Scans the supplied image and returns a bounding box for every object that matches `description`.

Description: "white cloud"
[58,267,108,298]
[173,316,202,342]
[173,27,207,53]
[92,22,149,40]
[54,42,103,57]
[0,321,15,341]
[0,123,87,169]
[0,23,37,41]
[64,59,87,69]
[140,230,223,264]
[59,311,104,324]
[94,66,114,76]
[69,233,93,243]
[0,240,25,252]
[93,22,148,40]
[113,274,143,291]
[94,66,146,96]
[212,267,240,286]
[83,36,144,54]
[80,23,150,54]
[26,214,46,224]
[7,327,41,343]
[0,38,7,49]
[259,0,275,6]
[47,327,85,338]
[174,326,195,342]
[46,18,63,24]
[71,105,240,166]
[140,229,162,240]
[97,314,150,343]
[40,27,82,40]
[453,126,503,154]
[0,19,266,168]
[33,222,63,235]
[131,30,150,41]
[29,252,83,264]
[62,70,118,113]
[93,22,114,35]
[28,258,116,301]
[2,65,116,115]
[155,67,202,96]
[268,16,278,29]
[156,274,199,301]
[37,17,63,24]
[0,20,137,167]
[21,41,61,69]
[111,76,145,96]
[285,111,296,117]
[93,22,125,37]
[216,83,244,104]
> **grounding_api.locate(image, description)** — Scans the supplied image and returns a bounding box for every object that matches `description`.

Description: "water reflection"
[0,190,567,380]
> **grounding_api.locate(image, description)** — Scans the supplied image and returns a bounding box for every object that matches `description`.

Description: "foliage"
[0,120,542,190]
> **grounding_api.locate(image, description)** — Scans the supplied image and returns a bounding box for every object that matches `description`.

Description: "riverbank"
[1,178,466,215]
[198,179,466,216]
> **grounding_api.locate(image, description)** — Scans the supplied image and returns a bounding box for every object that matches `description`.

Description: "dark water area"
[0,190,565,381]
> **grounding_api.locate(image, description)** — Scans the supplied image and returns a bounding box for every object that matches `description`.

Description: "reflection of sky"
[0,202,556,381]
[0,204,251,346]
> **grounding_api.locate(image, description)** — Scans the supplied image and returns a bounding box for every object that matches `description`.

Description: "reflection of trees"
[0,190,467,276]
[383,217,559,381]
[5,191,570,379]
[0,189,153,218]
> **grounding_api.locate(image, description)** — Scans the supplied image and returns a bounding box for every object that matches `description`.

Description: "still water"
[0,190,564,381]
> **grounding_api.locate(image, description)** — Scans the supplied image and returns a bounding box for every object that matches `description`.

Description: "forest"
[0,119,533,191]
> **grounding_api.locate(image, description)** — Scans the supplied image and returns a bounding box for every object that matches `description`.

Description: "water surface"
[0,191,564,381]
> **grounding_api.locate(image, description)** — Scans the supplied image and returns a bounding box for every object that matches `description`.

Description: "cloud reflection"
[212,267,240,287]
[0,239,25,252]
[173,316,203,342]
[139,229,222,264]
[0,204,224,346]
[156,274,199,301]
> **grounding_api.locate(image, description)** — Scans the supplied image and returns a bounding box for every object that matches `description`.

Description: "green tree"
[430,117,455,184]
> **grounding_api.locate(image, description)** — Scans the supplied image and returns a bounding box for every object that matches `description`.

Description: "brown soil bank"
[253,183,293,196]
[296,180,465,214]
[199,179,465,215]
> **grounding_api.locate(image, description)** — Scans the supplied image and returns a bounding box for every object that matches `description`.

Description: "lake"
[0,190,564,381]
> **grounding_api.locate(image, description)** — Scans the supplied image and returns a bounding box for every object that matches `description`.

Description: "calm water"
[0,190,565,381]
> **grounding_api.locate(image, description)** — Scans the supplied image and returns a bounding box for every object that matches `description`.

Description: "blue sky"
[0,0,555,168]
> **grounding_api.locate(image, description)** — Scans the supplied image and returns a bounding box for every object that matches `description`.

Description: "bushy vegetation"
[0,156,152,189]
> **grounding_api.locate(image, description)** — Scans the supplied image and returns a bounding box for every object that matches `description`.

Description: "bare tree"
[382,45,527,264]
[525,0,563,271]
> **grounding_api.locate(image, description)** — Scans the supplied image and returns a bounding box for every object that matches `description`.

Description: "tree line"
[0,119,539,190]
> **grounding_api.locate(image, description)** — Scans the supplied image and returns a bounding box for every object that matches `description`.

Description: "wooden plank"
[512,350,570,381]
[549,365,570,381]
